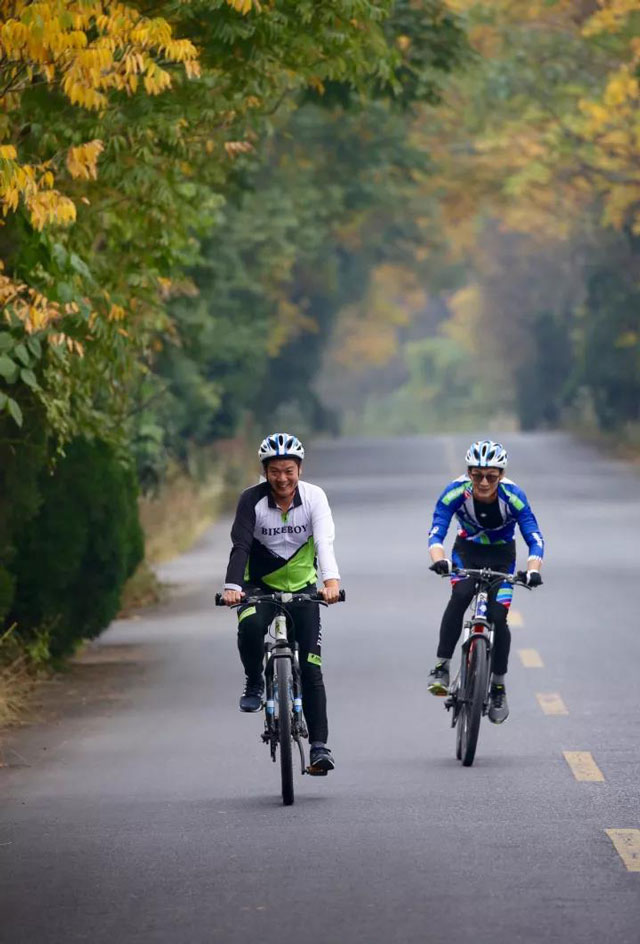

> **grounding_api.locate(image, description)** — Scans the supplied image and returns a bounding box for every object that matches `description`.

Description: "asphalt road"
[2,432,639,944]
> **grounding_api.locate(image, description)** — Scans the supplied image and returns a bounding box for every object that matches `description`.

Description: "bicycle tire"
[276,656,294,805]
[459,636,489,767]
[455,705,463,760]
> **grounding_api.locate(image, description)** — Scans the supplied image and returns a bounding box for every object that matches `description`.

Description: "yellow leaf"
[66,140,104,180]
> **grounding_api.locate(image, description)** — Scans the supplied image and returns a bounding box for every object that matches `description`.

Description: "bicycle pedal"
[305,765,328,777]
[444,696,455,710]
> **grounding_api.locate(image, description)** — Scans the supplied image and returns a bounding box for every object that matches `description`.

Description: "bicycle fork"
[446,590,494,725]
[263,613,307,771]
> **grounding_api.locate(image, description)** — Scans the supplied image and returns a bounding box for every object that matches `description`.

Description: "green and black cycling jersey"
[224,480,340,593]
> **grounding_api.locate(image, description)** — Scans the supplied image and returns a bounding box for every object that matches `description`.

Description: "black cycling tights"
[237,599,328,744]
[437,578,511,676]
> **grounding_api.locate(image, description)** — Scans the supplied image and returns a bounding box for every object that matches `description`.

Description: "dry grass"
[120,435,255,612]
[1,436,256,731]
[139,471,225,563]
[0,625,40,730]
[570,420,640,469]
[138,437,254,564]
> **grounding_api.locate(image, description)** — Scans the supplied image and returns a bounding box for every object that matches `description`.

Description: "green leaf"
[13,342,30,367]
[20,368,39,390]
[69,253,92,279]
[0,333,13,352]
[7,397,23,427]
[51,243,68,269]
[57,281,74,303]
[27,336,42,358]
[0,392,7,410]
[139,422,164,442]
[0,354,19,383]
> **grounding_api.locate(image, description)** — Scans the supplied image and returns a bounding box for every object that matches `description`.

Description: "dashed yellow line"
[563,751,605,782]
[536,692,569,715]
[606,830,640,872]
[509,609,524,628]
[518,648,543,668]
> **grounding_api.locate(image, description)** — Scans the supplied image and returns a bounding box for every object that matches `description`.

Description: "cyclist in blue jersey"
[427,440,544,723]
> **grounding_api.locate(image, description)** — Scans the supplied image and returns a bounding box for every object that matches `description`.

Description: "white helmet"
[258,432,305,465]
[465,439,508,469]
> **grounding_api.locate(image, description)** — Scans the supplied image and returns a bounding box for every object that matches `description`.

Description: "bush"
[0,392,49,623]
[8,438,144,659]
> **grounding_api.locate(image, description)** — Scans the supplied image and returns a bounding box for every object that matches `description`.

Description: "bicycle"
[215,589,345,806]
[432,567,532,767]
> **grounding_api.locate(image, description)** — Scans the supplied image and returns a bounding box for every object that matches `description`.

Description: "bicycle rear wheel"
[459,636,488,767]
[276,656,294,805]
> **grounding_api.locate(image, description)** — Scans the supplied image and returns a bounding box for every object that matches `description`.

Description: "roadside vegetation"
[1,2,638,718]
[0,1,467,697]
[320,0,640,440]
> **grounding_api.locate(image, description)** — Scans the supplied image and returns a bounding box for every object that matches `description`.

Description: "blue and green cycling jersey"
[428,476,544,560]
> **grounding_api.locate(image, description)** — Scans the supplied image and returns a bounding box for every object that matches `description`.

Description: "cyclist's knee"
[237,613,266,640]
[450,579,476,607]
[300,656,324,686]
[489,601,509,630]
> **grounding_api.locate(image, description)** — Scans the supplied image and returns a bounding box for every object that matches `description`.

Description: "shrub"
[0,393,48,623]
[8,438,144,659]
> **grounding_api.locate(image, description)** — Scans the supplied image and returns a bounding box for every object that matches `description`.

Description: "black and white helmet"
[465,439,508,469]
[258,432,305,465]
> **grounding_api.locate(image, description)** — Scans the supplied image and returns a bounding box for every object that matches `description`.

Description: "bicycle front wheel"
[276,656,294,805]
[459,636,489,767]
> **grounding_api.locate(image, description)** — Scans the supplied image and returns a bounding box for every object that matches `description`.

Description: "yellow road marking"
[563,751,605,782]
[536,692,569,715]
[606,830,640,872]
[509,609,524,628]
[518,648,543,668]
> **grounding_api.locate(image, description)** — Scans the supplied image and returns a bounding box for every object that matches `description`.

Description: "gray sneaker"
[488,683,509,724]
[308,745,335,775]
[428,662,450,696]
[239,677,264,712]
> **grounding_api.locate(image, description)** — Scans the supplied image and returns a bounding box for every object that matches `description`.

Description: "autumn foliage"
[0,1,466,655]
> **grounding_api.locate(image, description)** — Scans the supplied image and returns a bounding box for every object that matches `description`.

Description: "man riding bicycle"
[427,440,544,723]
[222,432,341,773]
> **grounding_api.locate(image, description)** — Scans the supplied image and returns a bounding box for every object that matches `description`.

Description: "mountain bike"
[215,589,345,806]
[434,567,531,767]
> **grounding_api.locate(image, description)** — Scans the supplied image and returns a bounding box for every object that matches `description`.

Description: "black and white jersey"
[224,480,340,592]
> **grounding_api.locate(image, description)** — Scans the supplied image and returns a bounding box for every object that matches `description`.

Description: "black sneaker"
[428,662,450,696]
[239,677,264,712]
[308,745,335,774]
[488,683,509,724]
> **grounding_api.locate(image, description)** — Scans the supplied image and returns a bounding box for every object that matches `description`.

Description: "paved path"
[2,433,639,943]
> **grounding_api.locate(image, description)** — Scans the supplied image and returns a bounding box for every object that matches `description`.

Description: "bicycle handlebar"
[432,566,533,589]
[215,589,346,607]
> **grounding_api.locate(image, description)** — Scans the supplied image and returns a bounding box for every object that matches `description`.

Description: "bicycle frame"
[215,589,345,804]
[263,610,307,774]
[441,567,529,766]
[449,584,494,726]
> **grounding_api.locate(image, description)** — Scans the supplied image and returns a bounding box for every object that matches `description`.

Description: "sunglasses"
[469,469,501,484]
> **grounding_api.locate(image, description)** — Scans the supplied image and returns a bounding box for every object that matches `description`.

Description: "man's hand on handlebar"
[223,588,244,606]
[319,579,340,605]
[517,570,543,588]
[430,558,452,576]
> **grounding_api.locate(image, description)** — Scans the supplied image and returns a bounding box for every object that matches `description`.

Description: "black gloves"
[430,559,452,576]
[517,570,543,587]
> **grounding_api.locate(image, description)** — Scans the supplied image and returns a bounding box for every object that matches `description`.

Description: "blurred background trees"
[330,0,640,438]
[1,0,638,658]
[0,0,467,655]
